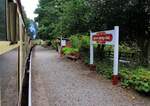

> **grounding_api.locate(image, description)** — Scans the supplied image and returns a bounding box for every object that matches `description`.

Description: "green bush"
[69,35,82,49]
[96,61,150,93]
[81,36,90,48]
[62,47,79,55]
[104,43,140,53]
[120,67,150,93]
[96,61,113,79]
[69,35,97,49]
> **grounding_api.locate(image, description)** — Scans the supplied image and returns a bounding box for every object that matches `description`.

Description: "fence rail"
[105,51,141,62]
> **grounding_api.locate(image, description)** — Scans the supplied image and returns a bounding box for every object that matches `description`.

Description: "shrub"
[62,47,79,55]
[120,67,150,93]
[96,61,113,79]
[69,35,82,49]
[81,36,90,48]
[104,43,140,53]
[69,35,98,50]
[96,60,150,93]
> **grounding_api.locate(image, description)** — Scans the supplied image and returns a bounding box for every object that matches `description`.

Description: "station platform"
[31,46,150,106]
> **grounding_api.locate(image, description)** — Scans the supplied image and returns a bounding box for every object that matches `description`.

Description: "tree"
[35,0,90,39]
[35,0,150,66]
[88,0,150,66]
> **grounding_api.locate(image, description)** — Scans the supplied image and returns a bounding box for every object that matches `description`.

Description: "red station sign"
[92,32,113,44]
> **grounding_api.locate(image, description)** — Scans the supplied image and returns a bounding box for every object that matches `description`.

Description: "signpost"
[60,36,67,57]
[90,26,119,85]
[61,40,66,47]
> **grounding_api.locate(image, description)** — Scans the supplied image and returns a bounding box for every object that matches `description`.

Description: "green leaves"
[36,0,150,66]
[120,67,150,93]
[62,47,79,55]
[36,0,91,39]
[96,61,113,79]
[95,60,150,93]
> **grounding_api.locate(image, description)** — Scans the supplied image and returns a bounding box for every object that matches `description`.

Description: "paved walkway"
[0,49,18,106]
[32,46,150,106]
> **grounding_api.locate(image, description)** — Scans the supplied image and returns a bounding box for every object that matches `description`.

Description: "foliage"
[80,35,90,49]
[35,0,61,40]
[62,47,79,55]
[51,39,59,49]
[69,34,82,49]
[120,67,150,93]
[35,0,90,39]
[96,61,113,79]
[58,0,90,36]
[104,43,140,53]
[69,34,93,49]
[95,60,150,93]
[88,0,150,65]
[36,0,150,66]
[69,34,98,49]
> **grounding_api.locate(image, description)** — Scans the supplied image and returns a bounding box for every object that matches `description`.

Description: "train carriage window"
[9,2,17,43]
[0,0,7,40]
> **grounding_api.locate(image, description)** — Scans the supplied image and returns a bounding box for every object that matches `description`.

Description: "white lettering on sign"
[91,30,115,45]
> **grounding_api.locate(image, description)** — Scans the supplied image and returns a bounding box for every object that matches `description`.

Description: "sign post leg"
[112,26,119,85]
[60,36,63,57]
[90,31,96,71]
[90,31,94,65]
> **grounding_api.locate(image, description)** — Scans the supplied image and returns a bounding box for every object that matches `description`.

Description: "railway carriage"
[0,0,32,105]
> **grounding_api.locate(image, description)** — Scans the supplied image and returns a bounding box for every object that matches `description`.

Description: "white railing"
[28,53,32,106]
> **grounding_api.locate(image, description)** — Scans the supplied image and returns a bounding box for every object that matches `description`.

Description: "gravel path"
[32,46,150,106]
[0,49,18,106]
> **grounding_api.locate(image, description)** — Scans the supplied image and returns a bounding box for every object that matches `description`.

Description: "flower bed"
[96,61,150,93]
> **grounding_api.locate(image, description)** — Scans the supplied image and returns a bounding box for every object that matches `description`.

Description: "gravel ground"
[0,49,18,106]
[32,46,150,106]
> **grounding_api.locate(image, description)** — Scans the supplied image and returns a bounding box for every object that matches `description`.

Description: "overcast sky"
[21,0,39,20]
